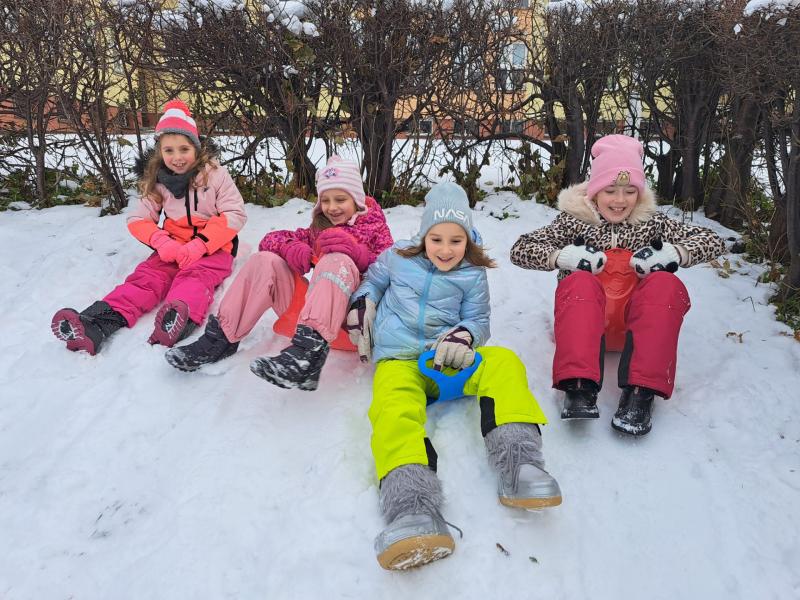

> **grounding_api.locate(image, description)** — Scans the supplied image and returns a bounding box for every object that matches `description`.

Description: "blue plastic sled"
[417,349,483,404]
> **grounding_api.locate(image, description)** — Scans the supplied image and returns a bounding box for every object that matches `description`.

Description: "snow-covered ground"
[1,193,798,599]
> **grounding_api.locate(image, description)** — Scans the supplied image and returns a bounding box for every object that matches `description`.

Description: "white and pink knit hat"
[155,99,201,149]
[314,155,367,224]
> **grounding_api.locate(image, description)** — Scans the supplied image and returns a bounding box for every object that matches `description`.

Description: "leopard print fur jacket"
[510,181,727,280]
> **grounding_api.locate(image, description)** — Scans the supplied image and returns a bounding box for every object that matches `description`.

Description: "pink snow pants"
[216,251,361,343]
[103,251,234,327]
[552,270,691,399]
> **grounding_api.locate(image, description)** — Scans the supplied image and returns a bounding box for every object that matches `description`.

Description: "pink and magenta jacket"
[258,196,393,272]
[127,163,247,255]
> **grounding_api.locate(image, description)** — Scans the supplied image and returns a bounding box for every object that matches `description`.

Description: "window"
[496,68,526,92]
[453,119,480,136]
[399,117,433,135]
[418,119,433,135]
[453,45,484,88]
[509,43,527,69]
[501,119,527,135]
[496,42,527,91]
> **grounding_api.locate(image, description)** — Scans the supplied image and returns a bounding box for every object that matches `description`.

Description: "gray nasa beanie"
[418,182,473,238]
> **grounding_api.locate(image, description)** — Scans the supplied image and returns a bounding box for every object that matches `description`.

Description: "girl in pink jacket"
[51,100,247,355]
[165,155,394,391]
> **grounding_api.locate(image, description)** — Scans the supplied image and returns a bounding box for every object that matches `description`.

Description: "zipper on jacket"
[417,263,435,355]
[611,223,617,247]
[183,183,193,228]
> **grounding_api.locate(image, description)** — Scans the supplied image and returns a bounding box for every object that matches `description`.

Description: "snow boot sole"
[249,357,321,391]
[499,494,563,509]
[611,416,652,436]
[165,342,239,372]
[376,534,454,570]
[51,308,99,355]
[560,406,600,420]
[164,351,202,372]
[149,301,194,347]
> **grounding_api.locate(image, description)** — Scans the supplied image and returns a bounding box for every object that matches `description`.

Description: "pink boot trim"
[149,300,192,347]
[51,308,98,355]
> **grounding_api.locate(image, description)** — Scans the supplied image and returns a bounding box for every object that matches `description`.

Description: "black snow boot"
[560,378,600,420]
[611,386,655,436]
[51,301,127,355]
[249,324,330,391]
[164,315,239,372]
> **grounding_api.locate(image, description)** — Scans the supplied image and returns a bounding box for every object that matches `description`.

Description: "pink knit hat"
[586,135,646,201]
[155,99,201,149]
[314,155,367,225]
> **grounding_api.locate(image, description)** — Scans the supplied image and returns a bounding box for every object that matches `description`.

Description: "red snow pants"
[552,270,691,399]
[103,251,234,327]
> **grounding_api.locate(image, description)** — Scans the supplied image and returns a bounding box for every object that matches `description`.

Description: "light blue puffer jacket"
[352,236,491,362]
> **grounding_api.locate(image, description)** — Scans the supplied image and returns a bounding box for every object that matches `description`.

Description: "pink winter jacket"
[127,163,247,255]
[258,196,393,272]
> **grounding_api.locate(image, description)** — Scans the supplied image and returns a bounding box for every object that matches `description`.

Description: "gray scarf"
[157,168,194,199]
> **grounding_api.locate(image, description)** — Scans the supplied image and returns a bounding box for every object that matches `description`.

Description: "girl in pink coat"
[165,155,394,392]
[51,100,247,355]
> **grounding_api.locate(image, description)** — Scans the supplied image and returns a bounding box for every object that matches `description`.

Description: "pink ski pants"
[552,270,691,398]
[216,251,361,343]
[103,251,234,327]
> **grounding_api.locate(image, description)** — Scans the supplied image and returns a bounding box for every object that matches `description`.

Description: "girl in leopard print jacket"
[510,134,726,437]
[510,177,725,279]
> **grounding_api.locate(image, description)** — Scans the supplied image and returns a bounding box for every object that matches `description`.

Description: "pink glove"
[176,238,207,269]
[316,228,371,272]
[150,230,182,263]
[283,241,313,274]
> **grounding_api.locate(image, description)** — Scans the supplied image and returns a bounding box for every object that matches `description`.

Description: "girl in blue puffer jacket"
[346,182,562,571]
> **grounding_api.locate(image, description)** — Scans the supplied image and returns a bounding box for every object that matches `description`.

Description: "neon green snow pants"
[369,346,548,481]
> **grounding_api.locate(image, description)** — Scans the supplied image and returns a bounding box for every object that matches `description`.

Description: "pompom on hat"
[314,155,367,225]
[586,134,646,202]
[155,99,201,149]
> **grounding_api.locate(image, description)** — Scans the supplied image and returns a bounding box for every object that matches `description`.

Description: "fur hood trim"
[556,181,657,226]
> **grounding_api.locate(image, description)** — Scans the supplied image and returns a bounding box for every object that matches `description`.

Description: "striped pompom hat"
[155,99,201,149]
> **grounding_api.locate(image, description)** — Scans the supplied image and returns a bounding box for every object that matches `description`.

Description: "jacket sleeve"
[348,200,395,270]
[126,193,163,247]
[456,268,491,348]
[351,246,392,306]
[361,220,394,270]
[197,167,247,254]
[657,214,727,267]
[510,213,576,271]
[258,226,313,256]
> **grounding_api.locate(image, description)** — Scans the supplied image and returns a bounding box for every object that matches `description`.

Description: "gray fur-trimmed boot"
[374,464,461,570]
[485,422,562,509]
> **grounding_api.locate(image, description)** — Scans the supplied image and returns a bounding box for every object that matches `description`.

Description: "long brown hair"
[311,211,335,232]
[138,137,216,203]
[396,236,497,268]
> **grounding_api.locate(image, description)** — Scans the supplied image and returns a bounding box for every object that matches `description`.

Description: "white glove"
[433,326,475,370]
[630,238,681,278]
[345,295,377,362]
[556,236,607,275]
